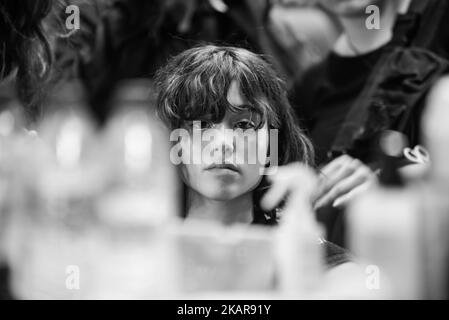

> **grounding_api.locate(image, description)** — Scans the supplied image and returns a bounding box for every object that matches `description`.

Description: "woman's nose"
[213,124,234,158]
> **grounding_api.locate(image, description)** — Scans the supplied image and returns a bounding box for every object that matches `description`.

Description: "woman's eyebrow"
[236,103,254,109]
[228,103,255,113]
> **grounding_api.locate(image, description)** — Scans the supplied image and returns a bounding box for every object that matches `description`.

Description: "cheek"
[239,129,269,189]
[180,163,201,187]
[179,135,193,164]
[241,166,264,190]
[242,126,269,167]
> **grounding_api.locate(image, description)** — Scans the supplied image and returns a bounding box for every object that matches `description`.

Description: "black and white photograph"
[1,0,449,306]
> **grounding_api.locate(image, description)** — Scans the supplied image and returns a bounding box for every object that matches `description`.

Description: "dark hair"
[0,0,53,121]
[155,45,314,223]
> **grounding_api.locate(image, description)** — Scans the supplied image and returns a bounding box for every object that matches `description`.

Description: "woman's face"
[179,80,270,201]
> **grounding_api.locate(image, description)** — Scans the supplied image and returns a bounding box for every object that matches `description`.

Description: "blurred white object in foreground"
[419,76,449,299]
[347,131,424,299]
[5,80,180,299]
[347,76,449,299]
[274,165,325,297]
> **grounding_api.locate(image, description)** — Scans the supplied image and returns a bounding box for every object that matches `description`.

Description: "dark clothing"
[293,47,385,165]
[290,1,449,247]
[293,31,449,168]
[292,1,449,168]
[53,0,275,125]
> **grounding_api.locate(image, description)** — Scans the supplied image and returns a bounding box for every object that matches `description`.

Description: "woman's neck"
[187,190,254,225]
[334,0,406,56]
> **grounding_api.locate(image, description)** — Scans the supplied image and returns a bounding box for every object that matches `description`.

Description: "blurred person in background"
[52,0,341,124]
[0,0,56,300]
[266,0,342,87]
[0,0,54,124]
[291,0,449,246]
[53,0,275,125]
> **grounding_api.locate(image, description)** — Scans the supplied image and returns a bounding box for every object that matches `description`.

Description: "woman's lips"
[205,163,240,173]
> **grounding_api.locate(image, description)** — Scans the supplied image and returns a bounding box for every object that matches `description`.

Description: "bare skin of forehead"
[226,80,246,107]
[223,80,266,125]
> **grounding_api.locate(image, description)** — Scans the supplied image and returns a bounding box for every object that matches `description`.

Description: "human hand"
[261,162,318,216]
[313,155,377,210]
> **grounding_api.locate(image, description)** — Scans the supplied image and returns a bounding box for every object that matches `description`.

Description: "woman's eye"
[202,121,215,130]
[234,120,256,130]
[193,120,214,130]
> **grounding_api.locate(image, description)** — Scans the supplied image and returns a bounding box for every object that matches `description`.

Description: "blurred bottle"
[0,81,28,299]
[7,80,102,299]
[0,82,22,263]
[87,79,181,298]
[98,79,180,226]
[4,78,181,299]
[275,167,325,297]
[347,131,424,299]
[420,77,449,299]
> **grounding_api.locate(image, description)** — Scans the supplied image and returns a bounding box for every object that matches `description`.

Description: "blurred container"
[6,80,103,299]
[7,79,181,299]
[0,82,27,278]
[347,131,424,299]
[275,167,325,297]
[98,79,180,226]
[170,220,275,295]
[85,79,180,298]
[420,77,449,299]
